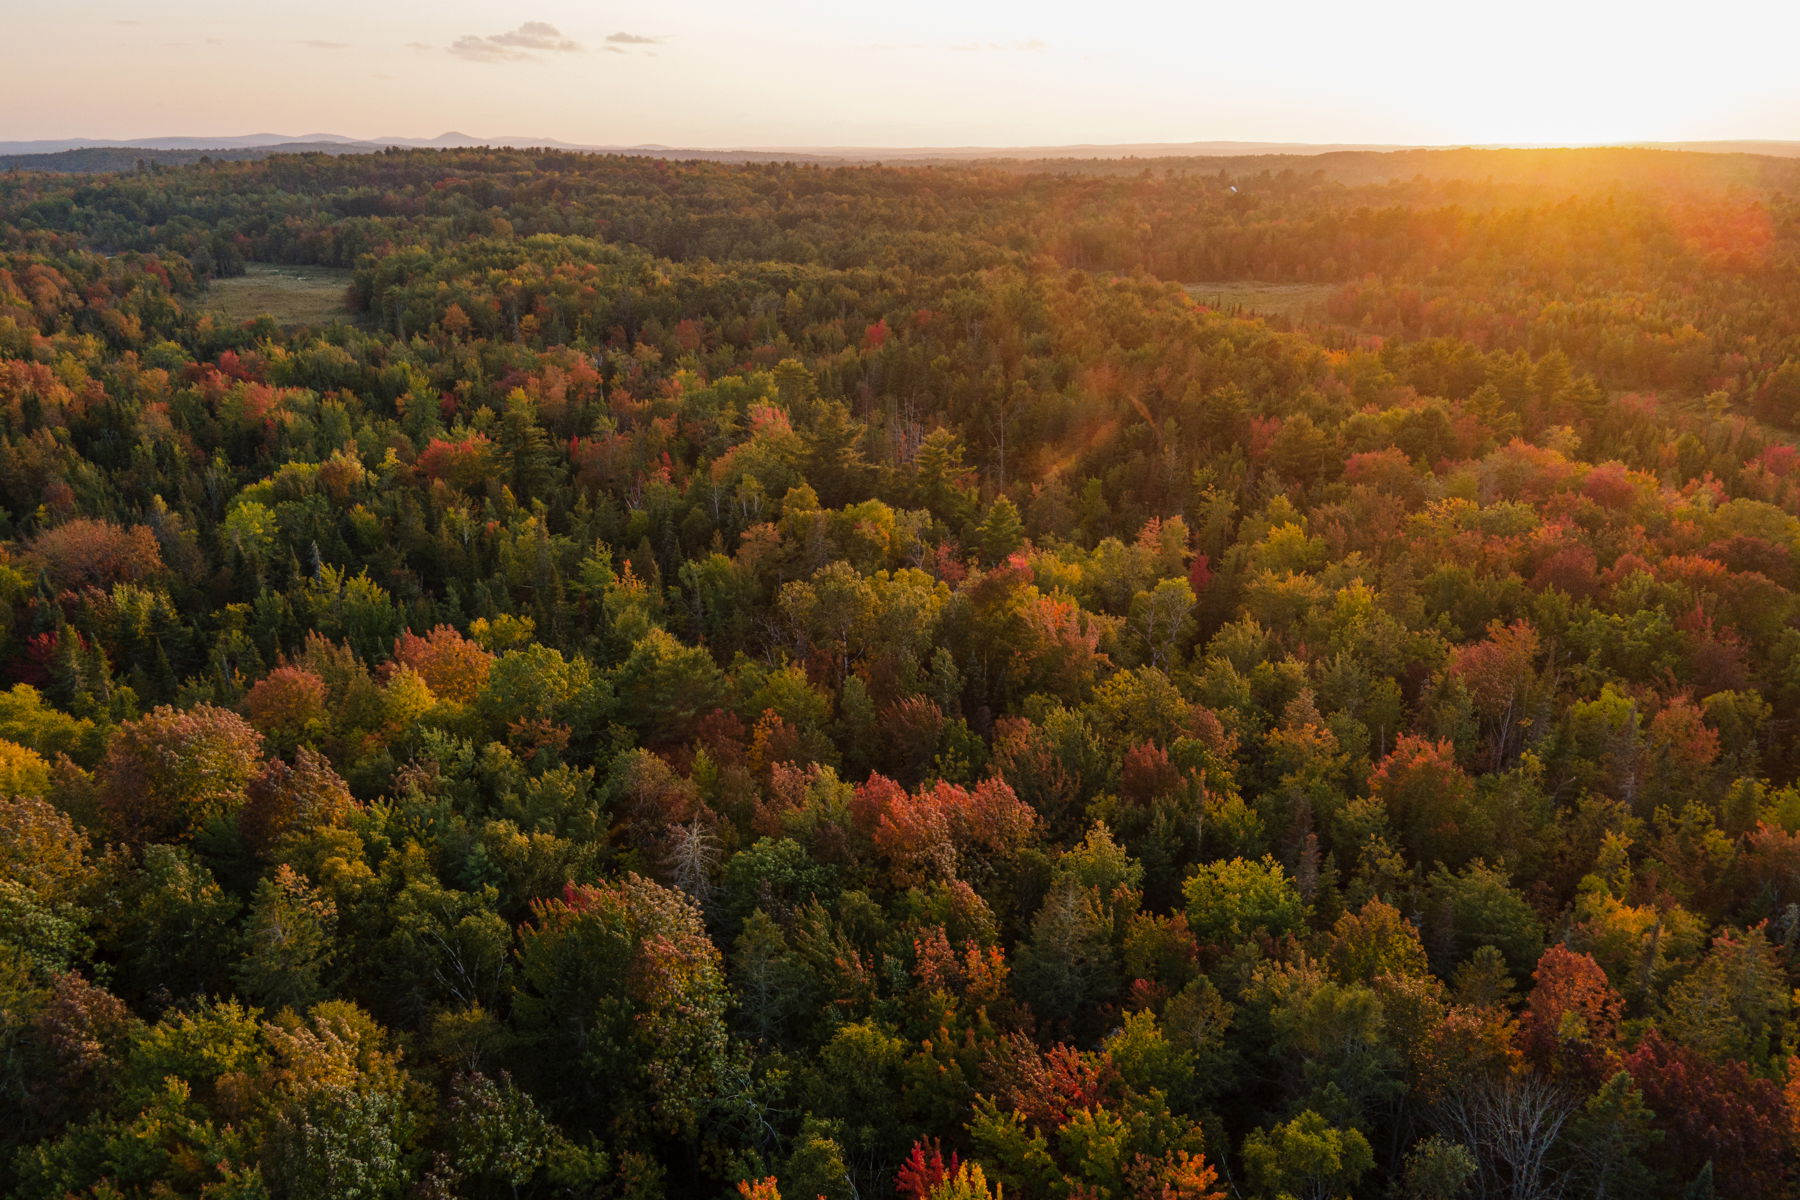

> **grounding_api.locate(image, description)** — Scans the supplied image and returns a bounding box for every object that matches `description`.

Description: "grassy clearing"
[1183,280,1340,323]
[205,263,353,328]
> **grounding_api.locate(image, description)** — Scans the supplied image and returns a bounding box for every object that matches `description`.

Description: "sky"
[7,0,1800,149]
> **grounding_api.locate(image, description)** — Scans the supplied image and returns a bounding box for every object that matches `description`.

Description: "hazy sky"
[8,0,1800,148]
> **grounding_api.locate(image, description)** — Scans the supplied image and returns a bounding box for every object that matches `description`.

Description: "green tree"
[235,866,339,1012]
[1241,1109,1373,1200]
[1183,856,1305,947]
[976,496,1025,564]
[611,628,725,744]
[512,874,736,1139]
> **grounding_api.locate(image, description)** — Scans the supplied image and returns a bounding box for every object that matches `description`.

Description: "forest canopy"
[1,146,1799,1199]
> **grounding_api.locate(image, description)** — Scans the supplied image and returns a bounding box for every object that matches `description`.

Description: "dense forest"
[1,146,1799,1199]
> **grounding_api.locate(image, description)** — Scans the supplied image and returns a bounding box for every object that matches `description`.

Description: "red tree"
[1625,1029,1791,1195]
[1519,945,1623,1078]
[27,519,163,590]
[895,1138,961,1200]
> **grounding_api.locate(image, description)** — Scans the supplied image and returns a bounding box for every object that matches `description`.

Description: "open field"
[205,263,353,327]
[1183,280,1339,322]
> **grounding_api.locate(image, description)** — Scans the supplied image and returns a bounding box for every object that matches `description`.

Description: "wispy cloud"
[603,32,666,55]
[300,39,349,50]
[450,21,581,63]
[492,21,580,51]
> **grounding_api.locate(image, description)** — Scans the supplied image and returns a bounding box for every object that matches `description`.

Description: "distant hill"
[0,144,379,174]
[3,131,1799,174]
[0,136,846,173]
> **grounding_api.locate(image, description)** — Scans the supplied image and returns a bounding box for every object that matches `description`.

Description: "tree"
[1424,863,1545,978]
[1128,578,1197,670]
[810,1020,916,1187]
[1015,879,1124,1035]
[256,1002,425,1200]
[376,863,512,1020]
[26,518,164,590]
[1559,1071,1660,1200]
[95,844,240,1003]
[1401,1135,1477,1200]
[976,496,1025,564]
[263,1081,410,1199]
[97,704,265,844]
[1182,856,1305,948]
[1623,1030,1791,1196]
[1245,955,1402,1122]
[15,971,139,1138]
[1370,735,1481,868]
[1655,927,1789,1067]
[863,775,1038,889]
[415,432,493,489]
[1432,1073,1575,1200]
[782,1113,856,1200]
[242,665,330,751]
[0,739,51,798]
[913,428,978,528]
[927,1162,1003,1200]
[1013,824,1140,1034]
[1448,620,1539,766]
[391,625,494,705]
[435,1071,556,1198]
[0,795,88,904]
[1326,898,1431,984]
[1241,1109,1373,1200]
[512,875,736,1138]
[234,865,338,1011]
[239,749,359,854]
[897,1138,962,1200]
[611,628,725,744]
[0,684,99,762]
[1518,945,1623,1078]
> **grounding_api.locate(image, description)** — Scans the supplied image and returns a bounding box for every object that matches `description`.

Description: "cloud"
[450,21,581,63]
[602,31,667,56]
[491,21,580,51]
[450,35,525,61]
[300,40,349,50]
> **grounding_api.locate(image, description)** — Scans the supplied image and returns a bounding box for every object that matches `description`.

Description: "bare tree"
[1434,1073,1576,1200]
[664,819,723,905]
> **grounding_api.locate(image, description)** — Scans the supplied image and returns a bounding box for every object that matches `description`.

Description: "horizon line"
[6,131,1800,156]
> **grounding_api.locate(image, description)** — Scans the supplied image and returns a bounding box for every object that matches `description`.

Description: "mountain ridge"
[6,131,1800,160]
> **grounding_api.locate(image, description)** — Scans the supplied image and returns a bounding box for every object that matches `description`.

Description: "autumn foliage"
[26,518,163,590]
[96,703,265,843]
[1,146,1799,1200]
